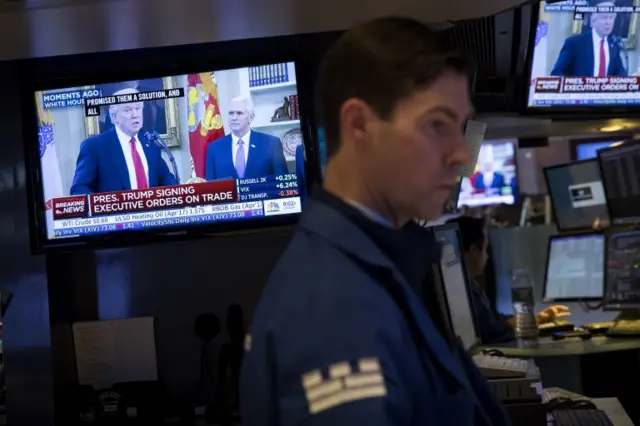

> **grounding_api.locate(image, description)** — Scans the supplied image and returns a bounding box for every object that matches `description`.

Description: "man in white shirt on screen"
[204,96,288,181]
[482,169,494,189]
[472,147,504,191]
[550,1,627,77]
[70,88,178,195]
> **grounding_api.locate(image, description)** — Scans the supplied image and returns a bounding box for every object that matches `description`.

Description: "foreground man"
[240,17,511,426]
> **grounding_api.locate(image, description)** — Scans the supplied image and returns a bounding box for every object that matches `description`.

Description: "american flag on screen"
[535,21,548,47]
[530,18,549,86]
[39,124,63,209]
[37,105,64,239]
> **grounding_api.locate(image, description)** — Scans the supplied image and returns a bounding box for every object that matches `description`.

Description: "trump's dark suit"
[473,172,505,191]
[70,128,178,195]
[551,32,627,77]
[205,131,288,180]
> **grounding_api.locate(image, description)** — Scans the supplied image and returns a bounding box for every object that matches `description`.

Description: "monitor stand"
[614,309,640,321]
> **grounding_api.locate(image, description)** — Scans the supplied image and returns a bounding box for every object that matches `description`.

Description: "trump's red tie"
[129,137,148,189]
[599,38,606,77]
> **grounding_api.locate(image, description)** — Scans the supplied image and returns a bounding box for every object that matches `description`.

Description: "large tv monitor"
[526,1,640,112]
[544,159,609,231]
[604,229,640,309]
[432,223,479,351]
[543,232,605,302]
[457,141,517,208]
[597,140,640,224]
[25,61,313,252]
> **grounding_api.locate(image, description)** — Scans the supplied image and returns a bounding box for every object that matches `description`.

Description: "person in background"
[241,17,511,426]
[70,88,177,195]
[205,96,288,180]
[488,203,516,228]
[446,216,571,344]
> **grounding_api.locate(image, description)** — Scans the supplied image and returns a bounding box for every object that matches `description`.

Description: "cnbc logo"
[265,200,281,214]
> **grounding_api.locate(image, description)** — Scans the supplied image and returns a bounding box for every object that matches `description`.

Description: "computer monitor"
[575,140,626,161]
[544,159,609,232]
[432,223,479,351]
[597,141,640,225]
[604,229,640,312]
[543,233,605,302]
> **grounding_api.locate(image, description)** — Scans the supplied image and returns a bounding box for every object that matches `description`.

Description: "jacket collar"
[299,200,398,271]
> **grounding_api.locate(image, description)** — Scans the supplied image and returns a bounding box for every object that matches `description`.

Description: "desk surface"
[545,398,633,426]
[593,398,634,426]
[479,336,640,357]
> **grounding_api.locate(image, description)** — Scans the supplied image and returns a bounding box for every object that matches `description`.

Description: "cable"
[580,300,602,311]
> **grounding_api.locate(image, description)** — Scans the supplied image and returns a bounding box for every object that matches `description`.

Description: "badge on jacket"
[302,357,387,415]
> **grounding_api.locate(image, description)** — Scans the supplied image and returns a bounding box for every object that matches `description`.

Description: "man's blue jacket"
[240,200,511,426]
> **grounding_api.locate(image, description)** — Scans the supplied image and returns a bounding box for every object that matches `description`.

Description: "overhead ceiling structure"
[0,0,533,61]
[441,4,534,113]
[480,116,640,139]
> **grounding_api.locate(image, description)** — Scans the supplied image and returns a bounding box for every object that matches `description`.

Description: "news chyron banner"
[534,76,640,105]
[50,175,301,238]
[528,0,640,107]
[83,89,185,117]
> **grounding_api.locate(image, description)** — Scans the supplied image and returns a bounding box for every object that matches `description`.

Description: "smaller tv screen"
[544,159,609,231]
[31,61,308,249]
[576,141,624,160]
[527,1,640,109]
[457,142,516,208]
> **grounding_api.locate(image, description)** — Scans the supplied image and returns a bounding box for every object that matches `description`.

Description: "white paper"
[461,120,487,178]
[73,317,158,390]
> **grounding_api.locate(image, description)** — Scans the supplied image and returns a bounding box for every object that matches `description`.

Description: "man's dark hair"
[316,17,475,158]
[445,216,485,252]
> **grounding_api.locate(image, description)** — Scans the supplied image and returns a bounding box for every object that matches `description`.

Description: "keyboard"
[551,409,613,426]
[583,322,615,333]
[539,320,575,335]
[472,353,528,379]
[606,320,640,337]
[543,387,591,403]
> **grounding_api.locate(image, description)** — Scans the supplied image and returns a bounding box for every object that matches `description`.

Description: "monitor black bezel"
[596,139,640,226]
[456,139,519,209]
[542,230,606,303]
[602,228,640,310]
[21,39,320,254]
[543,158,609,232]
[431,223,481,351]
[521,1,640,117]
